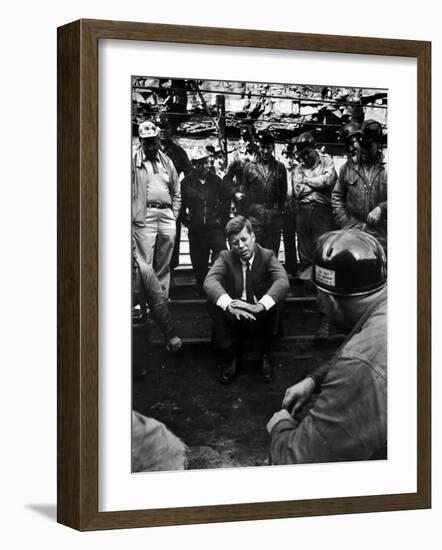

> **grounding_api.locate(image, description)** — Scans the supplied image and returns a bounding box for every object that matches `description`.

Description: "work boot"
[261,354,274,382]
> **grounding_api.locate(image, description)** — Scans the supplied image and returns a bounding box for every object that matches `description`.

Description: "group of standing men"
[131,110,388,365]
[131,112,387,318]
[131,112,389,465]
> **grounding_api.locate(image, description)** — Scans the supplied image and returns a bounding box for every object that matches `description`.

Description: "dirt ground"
[132,332,339,470]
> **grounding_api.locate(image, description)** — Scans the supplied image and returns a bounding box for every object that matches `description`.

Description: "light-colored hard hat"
[189,145,210,163]
[138,120,160,139]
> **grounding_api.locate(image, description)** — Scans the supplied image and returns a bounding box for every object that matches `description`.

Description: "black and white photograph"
[131,75,388,472]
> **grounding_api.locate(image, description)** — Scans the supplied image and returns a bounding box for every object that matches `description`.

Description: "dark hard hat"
[257,129,275,145]
[312,229,387,296]
[157,114,171,128]
[295,132,316,152]
[286,135,299,154]
[338,122,363,143]
[240,124,256,140]
[361,119,383,143]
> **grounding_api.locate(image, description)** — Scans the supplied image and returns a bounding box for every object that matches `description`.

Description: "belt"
[146,202,172,209]
[297,202,330,209]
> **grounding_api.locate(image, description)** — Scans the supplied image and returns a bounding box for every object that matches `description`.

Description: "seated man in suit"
[203,216,289,384]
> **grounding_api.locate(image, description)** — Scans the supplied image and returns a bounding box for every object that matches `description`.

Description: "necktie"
[245,261,254,304]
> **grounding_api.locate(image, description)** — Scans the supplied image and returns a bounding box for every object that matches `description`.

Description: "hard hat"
[239,124,256,141]
[138,120,160,139]
[312,229,387,296]
[295,131,316,152]
[189,145,209,162]
[286,135,299,155]
[338,122,363,144]
[361,119,383,143]
[257,129,275,145]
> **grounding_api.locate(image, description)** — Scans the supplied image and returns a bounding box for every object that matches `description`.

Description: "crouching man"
[267,229,387,463]
[203,216,289,384]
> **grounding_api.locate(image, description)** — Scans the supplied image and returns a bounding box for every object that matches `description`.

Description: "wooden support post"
[216,94,228,169]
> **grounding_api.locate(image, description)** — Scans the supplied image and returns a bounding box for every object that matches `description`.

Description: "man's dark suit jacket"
[203,243,289,309]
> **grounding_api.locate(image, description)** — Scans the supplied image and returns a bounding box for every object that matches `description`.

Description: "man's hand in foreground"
[282,377,316,415]
[266,409,293,434]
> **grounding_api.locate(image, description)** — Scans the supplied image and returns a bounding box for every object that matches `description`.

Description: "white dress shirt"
[216,252,276,311]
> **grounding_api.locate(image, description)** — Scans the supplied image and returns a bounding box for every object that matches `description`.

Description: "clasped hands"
[227,300,265,321]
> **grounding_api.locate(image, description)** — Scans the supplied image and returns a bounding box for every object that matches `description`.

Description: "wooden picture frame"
[57,18,431,531]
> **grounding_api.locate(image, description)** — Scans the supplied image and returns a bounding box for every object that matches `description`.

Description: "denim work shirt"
[132,147,181,226]
[270,289,387,464]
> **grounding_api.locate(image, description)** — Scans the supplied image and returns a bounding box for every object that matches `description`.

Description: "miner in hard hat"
[132,120,181,298]
[181,146,234,296]
[156,115,192,274]
[223,124,258,216]
[337,121,363,162]
[292,131,338,338]
[267,229,387,463]
[242,129,287,254]
[332,119,387,251]
[292,131,337,275]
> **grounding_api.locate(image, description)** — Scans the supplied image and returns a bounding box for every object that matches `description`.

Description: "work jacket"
[332,155,387,238]
[270,289,387,464]
[242,156,287,212]
[292,151,337,206]
[181,170,234,228]
[132,147,181,225]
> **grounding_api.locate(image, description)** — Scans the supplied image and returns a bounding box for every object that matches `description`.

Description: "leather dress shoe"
[261,354,274,382]
[219,357,238,384]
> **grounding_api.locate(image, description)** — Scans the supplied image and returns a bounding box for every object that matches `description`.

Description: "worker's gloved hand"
[234,192,245,202]
[282,377,316,416]
[166,336,183,353]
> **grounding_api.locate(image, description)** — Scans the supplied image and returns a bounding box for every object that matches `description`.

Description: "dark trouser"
[207,302,277,361]
[189,223,227,293]
[364,225,387,256]
[296,203,332,272]
[254,207,283,256]
[170,218,181,270]
[282,207,297,275]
